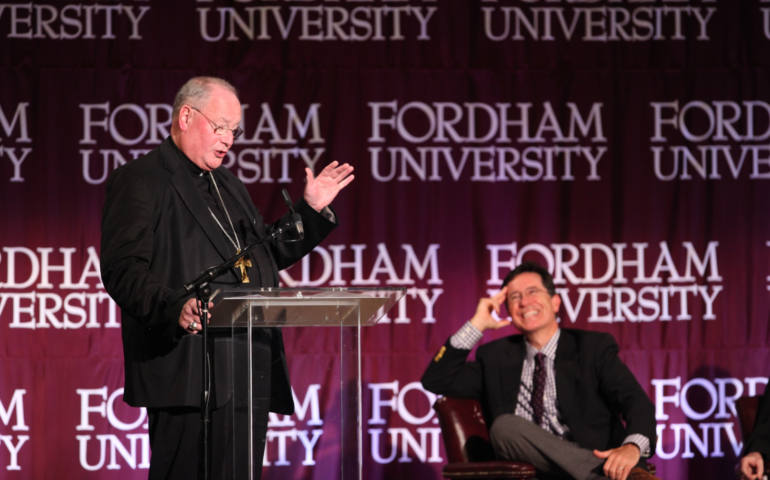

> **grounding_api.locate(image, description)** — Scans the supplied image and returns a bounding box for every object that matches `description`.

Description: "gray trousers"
[489,414,608,480]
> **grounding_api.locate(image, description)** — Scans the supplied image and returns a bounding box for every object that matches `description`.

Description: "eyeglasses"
[188,105,244,140]
[507,287,547,303]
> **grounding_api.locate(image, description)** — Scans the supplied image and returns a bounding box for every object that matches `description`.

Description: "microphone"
[281,189,294,212]
[269,189,304,242]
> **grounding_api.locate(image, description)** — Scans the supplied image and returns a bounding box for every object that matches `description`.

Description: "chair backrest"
[433,396,496,463]
[736,395,760,441]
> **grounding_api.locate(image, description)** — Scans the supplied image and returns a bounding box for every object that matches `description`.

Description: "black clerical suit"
[743,387,770,468]
[100,137,335,478]
[422,329,656,462]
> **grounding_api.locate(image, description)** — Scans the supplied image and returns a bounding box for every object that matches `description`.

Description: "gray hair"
[171,76,239,121]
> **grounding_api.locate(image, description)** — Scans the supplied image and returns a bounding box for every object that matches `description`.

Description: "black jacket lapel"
[500,337,526,408]
[160,140,233,262]
[554,330,580,425]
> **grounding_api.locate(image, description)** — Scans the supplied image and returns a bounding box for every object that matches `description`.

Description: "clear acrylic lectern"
[210,287,405,480]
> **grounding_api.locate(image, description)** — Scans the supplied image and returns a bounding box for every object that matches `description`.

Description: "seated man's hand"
[469,287,512,332]
[593,443,641,480]
[740,451,765,480]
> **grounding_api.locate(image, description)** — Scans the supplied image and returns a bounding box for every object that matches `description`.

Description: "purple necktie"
[532,353,546,426]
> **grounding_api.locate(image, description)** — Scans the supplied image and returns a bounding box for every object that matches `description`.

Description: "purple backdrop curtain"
[1,1,769,478]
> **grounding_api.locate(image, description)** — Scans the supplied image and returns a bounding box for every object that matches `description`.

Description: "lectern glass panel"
[210,287,405,480]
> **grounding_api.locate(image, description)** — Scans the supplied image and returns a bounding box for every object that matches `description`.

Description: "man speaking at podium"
[100,76,353,479]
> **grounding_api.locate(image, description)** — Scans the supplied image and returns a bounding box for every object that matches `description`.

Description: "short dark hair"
[500,261,556,296]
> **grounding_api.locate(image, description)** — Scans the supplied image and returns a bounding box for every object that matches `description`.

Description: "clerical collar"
[183,156,208,177]
[168,137,210,177]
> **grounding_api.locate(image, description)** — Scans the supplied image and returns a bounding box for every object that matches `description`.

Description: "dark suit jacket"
[422,328,657,453]
[100,137,335,412]
[743,387,770,463]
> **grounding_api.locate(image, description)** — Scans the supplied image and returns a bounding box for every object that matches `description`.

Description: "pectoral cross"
[234,253,252,283]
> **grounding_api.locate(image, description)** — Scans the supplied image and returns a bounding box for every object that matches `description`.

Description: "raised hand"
[469,287,513,332]
[303,161,355,212]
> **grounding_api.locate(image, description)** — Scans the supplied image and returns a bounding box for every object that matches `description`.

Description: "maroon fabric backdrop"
[2,1,770,478]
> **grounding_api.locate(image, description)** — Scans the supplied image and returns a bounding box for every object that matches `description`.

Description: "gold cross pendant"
[234,254,252,283]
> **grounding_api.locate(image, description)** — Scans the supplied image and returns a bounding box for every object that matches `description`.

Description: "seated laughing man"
[422,261,660,480]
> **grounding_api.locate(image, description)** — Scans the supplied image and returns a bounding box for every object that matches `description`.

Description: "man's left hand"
[304,161,355,212]
[593,443,641,480]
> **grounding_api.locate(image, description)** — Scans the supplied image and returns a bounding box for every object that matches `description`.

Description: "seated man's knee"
[489,414,529,451]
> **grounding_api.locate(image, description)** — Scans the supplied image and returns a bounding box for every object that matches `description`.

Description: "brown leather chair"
[433,396,658,479]
[433,396,536,479]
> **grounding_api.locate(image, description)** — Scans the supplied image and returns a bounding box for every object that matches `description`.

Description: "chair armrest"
[443,461,536,479]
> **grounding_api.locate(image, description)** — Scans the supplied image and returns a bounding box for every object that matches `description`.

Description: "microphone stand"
[182,189,303,480]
